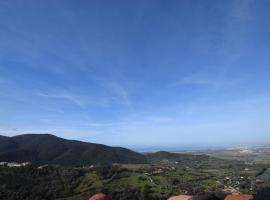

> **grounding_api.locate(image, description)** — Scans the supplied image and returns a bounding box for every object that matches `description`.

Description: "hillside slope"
[0,134,147,165]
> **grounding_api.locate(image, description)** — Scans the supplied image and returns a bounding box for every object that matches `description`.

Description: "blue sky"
[0,0,270,149]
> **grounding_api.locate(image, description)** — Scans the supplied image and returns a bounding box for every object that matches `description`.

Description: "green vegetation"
[0,134,146,165]
[1,135,270,200]
[1,152,270,200]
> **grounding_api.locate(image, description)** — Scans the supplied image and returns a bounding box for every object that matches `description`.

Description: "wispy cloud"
[84,122,127,127]
[92,77,133,109]
[109,82,132,107]
[38,91,86,108]
[37,89,109,108]
[171,74,239,88]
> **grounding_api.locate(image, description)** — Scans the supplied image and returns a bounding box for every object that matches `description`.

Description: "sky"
[0,0,270,150]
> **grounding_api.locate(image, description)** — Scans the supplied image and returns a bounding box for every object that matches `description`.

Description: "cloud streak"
[171,74,240,88]
[91,76,134,110]
[38,91,86,108]
[37,89,109,108]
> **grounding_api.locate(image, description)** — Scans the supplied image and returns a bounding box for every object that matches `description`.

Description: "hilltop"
[0,134,147,165]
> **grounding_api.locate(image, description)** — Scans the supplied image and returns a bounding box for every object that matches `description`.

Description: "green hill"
[0,134,147,165]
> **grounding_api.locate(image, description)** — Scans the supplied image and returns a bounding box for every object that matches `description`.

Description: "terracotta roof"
[89,193,112,200]
[167,195,193,200]
[192,196,222,200]
[224,194,253,200]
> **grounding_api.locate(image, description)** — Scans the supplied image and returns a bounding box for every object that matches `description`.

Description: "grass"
[117,164,150,170]
[108,173,150,189]
[74,172,103,193]
[42,154,270,199]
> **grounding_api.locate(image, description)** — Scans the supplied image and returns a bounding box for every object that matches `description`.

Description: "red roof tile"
[168,195,193,200]
[89,193,112,200]
[192,196,222,200]
[224,194,253,200]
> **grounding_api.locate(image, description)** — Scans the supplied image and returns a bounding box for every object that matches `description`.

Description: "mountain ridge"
[0,133,147,165]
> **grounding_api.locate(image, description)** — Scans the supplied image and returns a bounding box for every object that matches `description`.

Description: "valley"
[1,150,270,200]
[1,135,270,200]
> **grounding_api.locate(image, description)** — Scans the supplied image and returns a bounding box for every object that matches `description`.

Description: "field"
[202,147,270,164]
